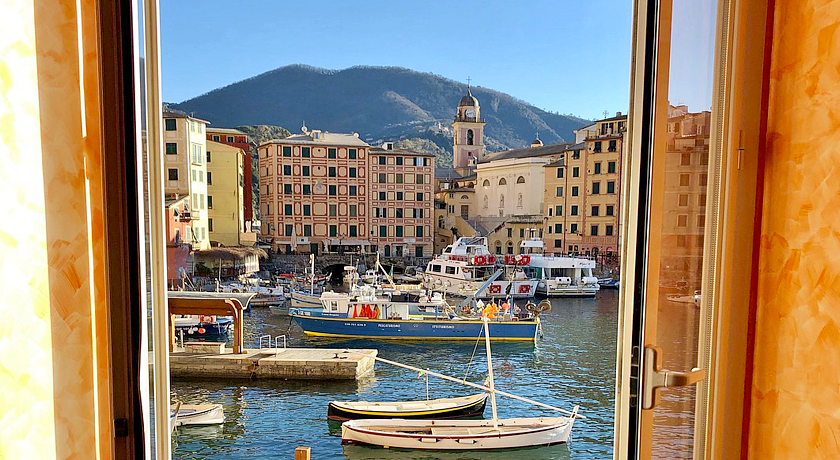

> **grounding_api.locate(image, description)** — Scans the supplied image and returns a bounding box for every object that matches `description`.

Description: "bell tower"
[452,83,485,170]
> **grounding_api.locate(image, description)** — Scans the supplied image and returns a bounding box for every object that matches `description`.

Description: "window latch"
[641,345,706,410]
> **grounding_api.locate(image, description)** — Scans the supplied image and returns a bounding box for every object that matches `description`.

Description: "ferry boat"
[423,237,538,299]
[289,284,541,342]
[518,238,600,297]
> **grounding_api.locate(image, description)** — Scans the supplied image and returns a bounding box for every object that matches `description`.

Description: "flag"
[483,376,491,387]
[418,370,426,379]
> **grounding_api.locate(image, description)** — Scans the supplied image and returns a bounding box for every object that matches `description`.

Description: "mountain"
[172,65,590,155]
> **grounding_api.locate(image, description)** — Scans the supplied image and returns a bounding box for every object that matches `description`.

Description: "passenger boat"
[171,403,225,426]
[328,393,488,421]
[518,238,601,297]
[340,318,580,450]
[423,237,538,299]
[289,277,542,342]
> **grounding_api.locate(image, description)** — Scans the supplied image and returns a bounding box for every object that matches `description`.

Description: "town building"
[206,140,257,247]
[206,127,255,223]
[258,128,434,258]
[165,194,193,288]
[433,167,477,254]
[452,86,486,169]
[163,107,210,249]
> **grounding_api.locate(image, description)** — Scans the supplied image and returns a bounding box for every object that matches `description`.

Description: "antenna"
[603,110,609,119]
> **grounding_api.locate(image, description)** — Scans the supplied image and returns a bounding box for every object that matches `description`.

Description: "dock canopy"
[167,292,256,354]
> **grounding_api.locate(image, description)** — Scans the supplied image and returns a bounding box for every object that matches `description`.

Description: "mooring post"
[294,446,311,460]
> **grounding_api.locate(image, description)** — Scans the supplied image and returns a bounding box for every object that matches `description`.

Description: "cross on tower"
[467,76,472,88]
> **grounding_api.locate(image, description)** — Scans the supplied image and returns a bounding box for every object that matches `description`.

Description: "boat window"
[443,247,452,254]
[430,264,442,273]
[330,301,338,311]
[445,266,457,275]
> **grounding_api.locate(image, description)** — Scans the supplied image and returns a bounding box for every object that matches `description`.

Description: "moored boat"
[171,403,225,426]
[328,393,488,421]
[519,237,601,297]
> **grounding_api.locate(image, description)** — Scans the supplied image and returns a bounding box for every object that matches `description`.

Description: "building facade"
[258,129,434,257]
[206,127,255,222]
[206,140,255,247]
[163,108,210,249]
[452,87,486,169]
[165,194,192,287]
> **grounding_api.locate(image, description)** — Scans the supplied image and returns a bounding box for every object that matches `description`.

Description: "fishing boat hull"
[341,416,575,450]
[172,404,225,426]
[328,394,488,421]
[535,280,600,297]
[290,290,322,308]
[424,274,539,299]
[290,310,539,342]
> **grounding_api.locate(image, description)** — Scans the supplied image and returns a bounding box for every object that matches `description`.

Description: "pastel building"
[206,140,256,246]
[163,107,210,249]
[206,127,255,222]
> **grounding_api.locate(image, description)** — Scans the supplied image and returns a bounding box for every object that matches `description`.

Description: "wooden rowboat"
[341,412,577,450]
[328,393,488,421]
[171,404,225,426]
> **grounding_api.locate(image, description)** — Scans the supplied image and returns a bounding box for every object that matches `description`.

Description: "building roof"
[162,105,210,124]
[368,147,434,157]
[207,127,246,135]
[479,141,577,163]
[435,167,463,180]
[594,113,628,123]
[544,157,567,168]
[259,131,370,148]
[458,87,479,107]
[165,194,189,207]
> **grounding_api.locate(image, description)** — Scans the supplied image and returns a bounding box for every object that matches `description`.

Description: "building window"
[302,147,311,158]
[303,205,311,216]
[208,219,213,232]
[349,167,357,177]
[416,174,424,184]
[678,215,688,227]
[302,166,310,176]
[396,157,403,166]
[483,179,490,187]
[573,167,580,177]
[285,204,292,215]
[556,205,563,216]
[329,185,337,195]
[379,192,386,201]
[415,245,424,257]
[680,174,690,186]
[608,161,616,173]
[554,239,562,248]
[396,191,403,200]
[681,153,691,165]
[698,215,706,227]
[282,146,291,157]
[396,173,403,184]
[211,135,219,142]
[516,176,525,184]
[416,226,424,237]
[285,224,293,236]
[677,235,687,247]
[507,228,512,238]
[700,193,707,206]
[556,168,564,178]
[329,225,337,237]
[594,141,602,153]
[378,156,386,165]
[414,208,424,218]
[592,205,599,216]
[570,223,578,234]
[348,148,357,159]
[609,140,617,152]
[328,148,336,159]
[379,173,387,183]
[329,204,337,217]
[591,225,599,236]
[379,226,387,237]
[167,169,178,180]
[303,184,311,195]
[416,192,423,201]
[165,143,177,154]
[349,225,358,237]
[329,167,336,177]
[349,205,357,217]
[165,119,177,131]
[594,162,602,174]
[396,208,403,218]
[679,194,689,206]
[607,181,616,194]
[572,186,579,197]
[606,225,614,236]
[592,182,601,194]
[700,173,708,186]
[554,223,562,233]
[571,205,579,216]
[207,172,212,185]
[207,196,213,209]
[499,178,507,186]
[519,228,525,238]
[284,184,292,194]
[606,205,614,216]
[283,165,292,175]
[303,225,312,236]
[506,243,514,254]
[467,129,474,145]
[349,186,357,196]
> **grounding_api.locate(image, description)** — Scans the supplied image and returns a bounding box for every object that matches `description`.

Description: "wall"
[749,0,840,457]
[475,158,547,217]
[0,0,112,457]
[207,140,244,246]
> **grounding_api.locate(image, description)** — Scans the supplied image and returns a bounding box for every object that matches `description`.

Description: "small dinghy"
[171,404,225,427]
[328,393,488,421]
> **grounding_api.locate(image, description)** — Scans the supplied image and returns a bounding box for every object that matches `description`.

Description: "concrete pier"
[169,346,377,380]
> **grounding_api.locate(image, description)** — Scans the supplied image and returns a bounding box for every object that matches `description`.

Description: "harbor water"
[171,290,619,459]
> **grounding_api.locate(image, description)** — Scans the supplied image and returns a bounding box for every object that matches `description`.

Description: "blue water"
[171,290,619,459]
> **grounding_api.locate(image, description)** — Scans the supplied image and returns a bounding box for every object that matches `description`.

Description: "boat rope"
[341,350,585,419]
[462,326,484,383]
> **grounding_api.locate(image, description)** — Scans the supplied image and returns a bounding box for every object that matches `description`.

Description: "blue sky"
[160,0,633,120]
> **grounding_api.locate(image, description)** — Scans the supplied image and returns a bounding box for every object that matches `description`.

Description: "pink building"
[165,194,193,287]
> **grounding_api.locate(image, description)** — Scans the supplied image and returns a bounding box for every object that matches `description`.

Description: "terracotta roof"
[259,131,369,148]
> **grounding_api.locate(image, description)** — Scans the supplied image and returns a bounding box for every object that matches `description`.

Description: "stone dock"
[169,343,377,380]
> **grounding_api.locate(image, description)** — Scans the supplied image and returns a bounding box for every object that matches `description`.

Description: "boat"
[290,254,326,308]
[290,272,543,342]
[423,237,538,299]
[340,318,580,450]
[328,393,488,421]
[171,403,225,427]
[172,314,232,338]
[518,237,601,297]
[598,277,620,289]
[219,281,287,306]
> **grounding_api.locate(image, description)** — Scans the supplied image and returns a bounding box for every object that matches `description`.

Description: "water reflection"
[172,291,618,459]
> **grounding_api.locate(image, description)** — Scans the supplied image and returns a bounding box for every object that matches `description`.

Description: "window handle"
[641,345,706,410]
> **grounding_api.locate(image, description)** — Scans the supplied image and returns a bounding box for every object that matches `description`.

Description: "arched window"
[467,129,474,145]
[516,176,525,184]
[482,179,490,187]
[499,178,507,186]
[460,195,469,200]
[467,182,474,187]
[495,242,502,254]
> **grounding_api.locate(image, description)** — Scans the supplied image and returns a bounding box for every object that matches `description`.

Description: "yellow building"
[206,140,256,247]
[163,107,210,249]
[433,168,478,253]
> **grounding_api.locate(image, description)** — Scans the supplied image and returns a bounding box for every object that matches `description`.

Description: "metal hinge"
[114,418,128,438]
[641,345,706,410]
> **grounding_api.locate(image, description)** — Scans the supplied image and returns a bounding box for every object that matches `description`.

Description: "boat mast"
[483,317,499,429]
[309,253,315,295]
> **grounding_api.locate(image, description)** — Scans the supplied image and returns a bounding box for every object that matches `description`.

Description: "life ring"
[352,304,358,318]
[519,284,530,294]
[371,305,379,319]
[488,255,497,264]
[199,315,214,324]
[519,255,531,265]
[475,255,486,265]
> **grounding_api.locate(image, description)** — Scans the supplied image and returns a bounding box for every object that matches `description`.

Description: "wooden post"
[294,446,310,460]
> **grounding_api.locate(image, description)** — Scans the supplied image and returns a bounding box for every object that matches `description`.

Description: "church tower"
[452,85,485,169]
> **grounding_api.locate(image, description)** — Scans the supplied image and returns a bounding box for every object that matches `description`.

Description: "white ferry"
[423,237,538,299]
[518,238,600,297]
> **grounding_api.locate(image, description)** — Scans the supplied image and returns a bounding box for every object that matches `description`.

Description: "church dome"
[531,132,544,148]
[459,87,479,107]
